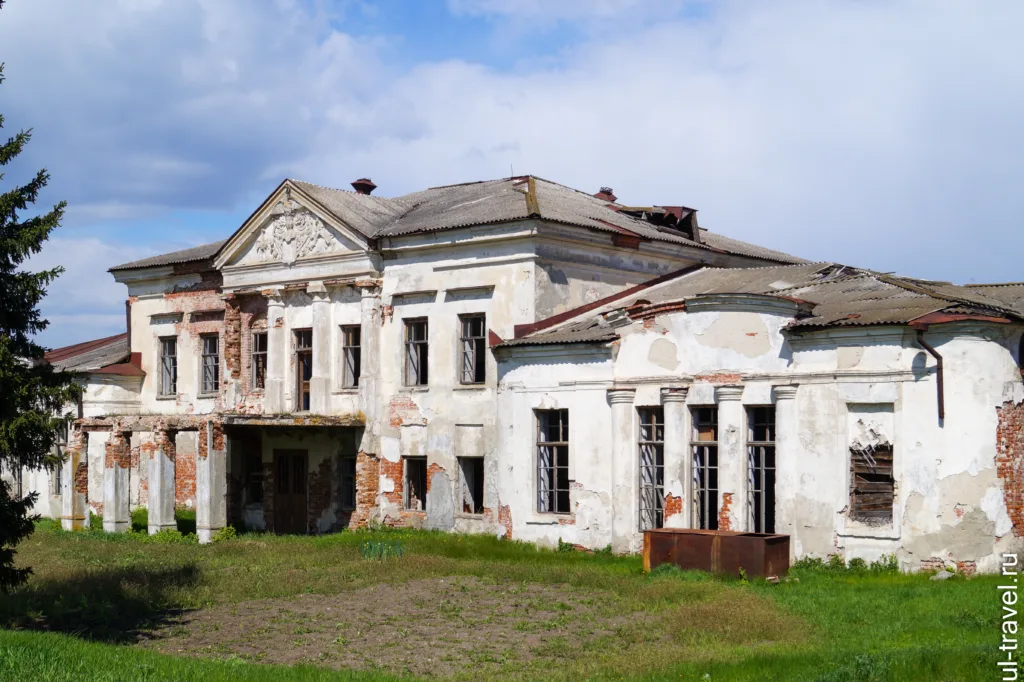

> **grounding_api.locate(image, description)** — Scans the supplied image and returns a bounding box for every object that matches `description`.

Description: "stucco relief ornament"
[250,190,344,265]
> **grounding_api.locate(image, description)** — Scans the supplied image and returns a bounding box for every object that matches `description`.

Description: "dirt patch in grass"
[139,576,644,678]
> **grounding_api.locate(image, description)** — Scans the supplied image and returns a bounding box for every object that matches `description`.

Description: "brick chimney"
[351,178,377,195]
[594,186,617,203]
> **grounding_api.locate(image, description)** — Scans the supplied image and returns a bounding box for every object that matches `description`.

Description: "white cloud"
[2,0,1024,352]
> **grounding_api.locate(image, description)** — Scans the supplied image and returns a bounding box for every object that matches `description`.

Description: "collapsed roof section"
[501,263,1024,348]
[108,175,808,272]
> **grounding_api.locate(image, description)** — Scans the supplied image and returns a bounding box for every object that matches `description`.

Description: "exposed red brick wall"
[956,560,977,576]
[74,462,88,495]
[342,450,380,528]
[389,396,427,427]
[996,400,1024,536]
[426,462,444,491]
[920,557,945,572]
[307,456,333,534]
[104,431,130,469]
[664,494,683,519]
[176,433,196,507]
[718,492,734,531]
[381,458,404,507]
[694,372,743,385]
[223,295,242,381]
[498,504,512,539]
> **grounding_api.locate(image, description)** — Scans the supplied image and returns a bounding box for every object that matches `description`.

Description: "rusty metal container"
[642,528,790,578]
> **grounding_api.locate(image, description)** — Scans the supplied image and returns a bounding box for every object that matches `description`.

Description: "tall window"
[537,410,570,514]
[459,457,484,514]
[638,407,665,531]
[459,314,486,384]
[245,452,263,504]
[404,456,427,511]
[342,325,361,388]
[340,454,357,510]
[251,332,267,390]
[404,319,429,386]
[200,334,220,394]
[159,337,177,396]
[295,329,313,411]
[747,406,776,533]
[850,443,894,523]
[51,421,68,496]
[691,407,719,530]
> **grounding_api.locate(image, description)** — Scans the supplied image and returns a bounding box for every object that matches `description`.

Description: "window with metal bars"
[459,314,486,384]
[341,325,361,388]
[200,334,220,394]
[159,337,177,396]
[251,332,267,390]
[691,407,719,530]
[340,455,357,510]
[295,329,313,411]
[747,406,776,533]
[536,410,570,514]
[404,319,429,386]
[638,407,665,530]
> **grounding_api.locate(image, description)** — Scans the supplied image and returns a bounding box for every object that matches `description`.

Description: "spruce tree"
[0,0,83,592]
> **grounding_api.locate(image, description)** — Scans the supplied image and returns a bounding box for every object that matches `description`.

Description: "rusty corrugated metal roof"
[109,240,227,272]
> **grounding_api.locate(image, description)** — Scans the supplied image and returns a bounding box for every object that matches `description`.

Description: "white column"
[265,292,286,414]
[716,385,746,532]
[309,285,331,414]
[61,428,89,530]
[103,429,131,533]
[660,386,690,528]
[773,385,799,543]
[148,427,177,534]
[196,421,227,544]
[608,387,637,554]
[357,282,381,458]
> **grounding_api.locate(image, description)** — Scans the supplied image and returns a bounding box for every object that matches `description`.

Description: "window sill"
[402,509,427,515]
[453,385,488,391]
[197,393,218,400]
[840,518,899,540]
[332,388,360,395]
[455,512,486,520]
[155,394,178,401]
[402,386,430,392]
[525,513,570,525]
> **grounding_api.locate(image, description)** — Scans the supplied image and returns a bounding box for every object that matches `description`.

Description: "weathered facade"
[16,175,1024,573]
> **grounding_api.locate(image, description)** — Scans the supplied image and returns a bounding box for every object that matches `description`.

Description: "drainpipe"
[913,325,944,422]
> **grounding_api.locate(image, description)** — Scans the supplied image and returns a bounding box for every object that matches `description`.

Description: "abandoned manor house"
[7,175,1024,573]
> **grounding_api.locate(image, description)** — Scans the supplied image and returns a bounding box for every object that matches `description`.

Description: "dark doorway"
[273,449,308,534]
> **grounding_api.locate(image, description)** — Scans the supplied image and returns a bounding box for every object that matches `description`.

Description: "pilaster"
[660,386,690,527]
[103,429,131,533]
[715,385,745,532]
[608,387,637,553]
[772,384,800,544]
[148,427,177,535]
[265,292,286,414]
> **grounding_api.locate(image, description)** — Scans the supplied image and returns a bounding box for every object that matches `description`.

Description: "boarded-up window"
[638,407,665,531]
[691,407,718,530]
[537,410,570,514]
[850,443,894,523]
[201,334,220,394]
[459,314,486,384]
[159,337,177,396]
[404,319,429,386]
[405,456,427,511]
[342,326,361,388]
[459,456,484,514]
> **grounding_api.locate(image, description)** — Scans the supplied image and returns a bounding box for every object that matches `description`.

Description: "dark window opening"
[459,314,486,384]
[160,337,177,396]
[638,407,665,531]
[404,319,429,386]
[201,334,220,394]
[251,332,268,390]
[295,329,313,411]
[692,407,719,530]
[459,457,484,514]
[747,406,776,533]
[51,421,69,495]
[851,443,894,523]
[340,455,357,510]
[405,457,427,511]
[342,325,361,388]
[537,410,570,514]
[245,452,263,504]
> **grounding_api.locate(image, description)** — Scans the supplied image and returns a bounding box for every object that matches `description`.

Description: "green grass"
[0,520,1008,681]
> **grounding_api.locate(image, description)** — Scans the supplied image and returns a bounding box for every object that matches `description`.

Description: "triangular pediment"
[216,181,370,269]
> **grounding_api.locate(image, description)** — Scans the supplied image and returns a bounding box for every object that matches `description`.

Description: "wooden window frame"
[200,334,220,395]
[638,407,665,531]
[341,325,361,389]
[536,409,570,515]
[746,406,776,534]
[458,314,486,385]
[294,329,313,411]
[159,336,178,396]
[404,318,429,387]
[251,332,268,390]
[691,406,719,530]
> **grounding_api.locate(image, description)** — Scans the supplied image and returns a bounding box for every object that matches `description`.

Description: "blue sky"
[1,0,1022,348]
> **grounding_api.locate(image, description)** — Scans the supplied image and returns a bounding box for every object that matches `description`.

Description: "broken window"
[404,456,427,511]
[341,325,361,388]
[458,456,484,514]
[159,337,177,396]
[747,406,776,534]
[245,452,263,504]
[200,334,220,394]
[691,407,719,530]
[340,454,357,510]
[850,443,894,523]
[251,332,267,390]
[459,314,486,384]
[638,407,665,531]
[404,319,429,386]
[537,409,570,514]
[295,329,313,411]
